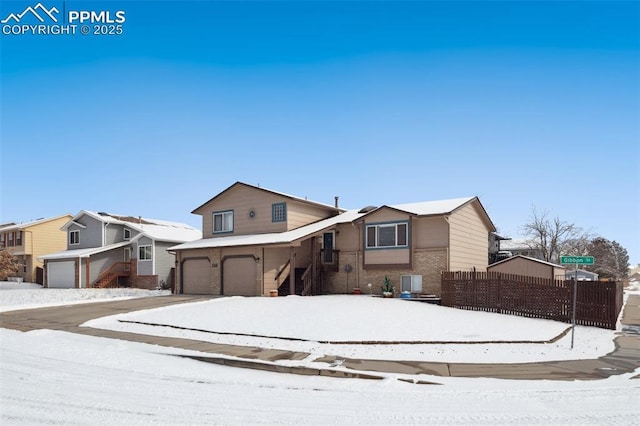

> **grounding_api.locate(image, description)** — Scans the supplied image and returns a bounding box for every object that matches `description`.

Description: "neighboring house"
[496,238,545,261]
[169,182,496,297]
[488,233,511,264]
[565,269,599,281]
[487,255,566,280]
[39,211,201,289]
[0,214,73,284]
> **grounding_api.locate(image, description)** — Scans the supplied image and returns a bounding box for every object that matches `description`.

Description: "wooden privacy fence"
[441,271,623,330]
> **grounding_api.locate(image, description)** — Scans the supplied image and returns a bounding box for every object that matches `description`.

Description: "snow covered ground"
[2,281,639,424]
[0,281,170,312]
[86,294,617,363]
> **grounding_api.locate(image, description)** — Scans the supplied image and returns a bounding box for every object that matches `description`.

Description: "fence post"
[497,272,501,314]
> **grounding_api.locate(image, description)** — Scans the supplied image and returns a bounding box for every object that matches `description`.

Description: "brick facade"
[324,248,448,296]
[131,275,159,290]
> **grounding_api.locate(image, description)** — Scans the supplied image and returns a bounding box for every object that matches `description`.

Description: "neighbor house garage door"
[47,261,75,288]
[182,258,213,294]
[223,257,257,296]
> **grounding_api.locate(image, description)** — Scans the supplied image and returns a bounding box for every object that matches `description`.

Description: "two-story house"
[0,214,73,284]
[169,182,496,297]
[40,211,201,289]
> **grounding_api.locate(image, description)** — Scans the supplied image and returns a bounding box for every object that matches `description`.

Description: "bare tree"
[521,207,591,263]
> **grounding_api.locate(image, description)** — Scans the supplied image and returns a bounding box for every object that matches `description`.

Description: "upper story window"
[365,222,408,249]
[7,232,14,247]
[124,228,131,240]
[139,245,152,261]
[0,233,5,248]
[213,210,233,233]
[272,203,287,222]
[69,230,80,245]
[15,231,22,246]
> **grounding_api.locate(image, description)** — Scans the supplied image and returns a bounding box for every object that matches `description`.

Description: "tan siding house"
[0,215,72,284]
[449,202,492,271]
[193,183,337,238]
[487,255,566,280]
[171,182,497,298]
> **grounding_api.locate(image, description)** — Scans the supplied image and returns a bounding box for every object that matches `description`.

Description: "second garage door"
[223,257,257,296]
[47,261,75,288]
[182,258,213,294]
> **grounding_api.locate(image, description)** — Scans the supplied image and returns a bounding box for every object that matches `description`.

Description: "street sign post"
[560,255,595,349]
[560,256,595,265]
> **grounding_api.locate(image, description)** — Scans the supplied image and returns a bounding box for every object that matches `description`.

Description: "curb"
[174,354,385,380]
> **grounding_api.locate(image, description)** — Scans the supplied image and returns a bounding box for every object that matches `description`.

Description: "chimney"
[334,196,339,209]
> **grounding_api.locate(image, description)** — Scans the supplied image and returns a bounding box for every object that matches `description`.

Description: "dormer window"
[69,230,80,245]
[213,210,233,233]
[124,228,131,240]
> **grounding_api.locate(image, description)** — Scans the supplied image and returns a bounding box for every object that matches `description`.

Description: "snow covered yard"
[2,282,639,424]
[85,294,618,363]
[0,281,170,312]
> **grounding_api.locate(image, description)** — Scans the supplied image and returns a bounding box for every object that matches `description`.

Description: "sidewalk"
[2,293,639,381]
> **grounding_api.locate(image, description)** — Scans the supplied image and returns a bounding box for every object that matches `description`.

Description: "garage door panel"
[223,257,257,296]
[182,259,212,294]
[48,261,75,288]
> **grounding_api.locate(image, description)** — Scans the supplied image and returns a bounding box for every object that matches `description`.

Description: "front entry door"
[323,232,334,263]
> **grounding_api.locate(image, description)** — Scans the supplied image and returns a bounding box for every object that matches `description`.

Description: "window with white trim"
[69,230,80,245]
[213,210,233,233]
[365,222,408,248]
[272,203,287,222]
[124,228,131,240]
[139,245,152,261]
[401,275,422,293]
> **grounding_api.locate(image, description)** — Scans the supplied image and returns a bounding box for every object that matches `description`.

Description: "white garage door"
[223,257,257,296]
[182,259,213,294]
[47,261,75,288]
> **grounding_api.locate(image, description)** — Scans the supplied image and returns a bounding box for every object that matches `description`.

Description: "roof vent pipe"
[334,196,339,209]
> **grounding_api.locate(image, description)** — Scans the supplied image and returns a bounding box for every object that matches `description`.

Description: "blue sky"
[1,1,639,265]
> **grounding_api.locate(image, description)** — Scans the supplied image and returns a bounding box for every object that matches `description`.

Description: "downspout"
[78,256,82,288]
[444,215,451,270]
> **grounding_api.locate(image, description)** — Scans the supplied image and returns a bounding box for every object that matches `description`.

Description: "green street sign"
[560,256,595,265]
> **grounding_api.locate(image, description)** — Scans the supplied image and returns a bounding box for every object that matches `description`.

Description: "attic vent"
[358,206,377,213]
[98,212,109,216]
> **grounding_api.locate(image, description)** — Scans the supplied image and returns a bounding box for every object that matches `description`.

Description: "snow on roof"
[38,242,131,261]
[66,211,201,243]
[170,195,494,251]
[0,214,72,231]
[384,197,476,216]
[489,255,565,269]
[500,238,536,250]
[170,209,365,251]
